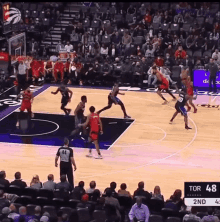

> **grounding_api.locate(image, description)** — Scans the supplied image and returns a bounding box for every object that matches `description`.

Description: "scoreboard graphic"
[185,182,220,206]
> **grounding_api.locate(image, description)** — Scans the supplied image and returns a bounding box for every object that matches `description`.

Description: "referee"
[55,138,77,189]
[16,60,27,91]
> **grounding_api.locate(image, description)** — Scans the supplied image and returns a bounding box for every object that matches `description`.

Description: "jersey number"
[178,97,183,102]
[62,150,67,154]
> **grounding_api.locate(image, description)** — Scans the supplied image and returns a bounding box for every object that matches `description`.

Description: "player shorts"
[89,131,99,141]
[20,102,31,112]
[108,95,121,105]
[187,87,194,96]
[75,115,84,129]
[159,79,169,90]
[175,103,187,116]
[61,99,68,107]
[32,69,40,78]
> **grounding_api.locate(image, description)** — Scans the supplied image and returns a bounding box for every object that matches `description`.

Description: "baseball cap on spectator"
[82,194,89,202]
[40,216,49,222]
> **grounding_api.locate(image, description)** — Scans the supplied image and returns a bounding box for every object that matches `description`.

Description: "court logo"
[4,8,21,25]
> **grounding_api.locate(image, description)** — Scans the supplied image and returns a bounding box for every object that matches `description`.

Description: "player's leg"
[170,110,179,124]
[97,97,113,115]
[185,101,191,112]
[61,102,70,115]
[85,136,93,157]
[93,139,102,159]
[179,107,192,129]
[157,87,168,104]
[70,116,82,138]
[165,89,176,100]
[118,100,130,118]
[188,96,197,113]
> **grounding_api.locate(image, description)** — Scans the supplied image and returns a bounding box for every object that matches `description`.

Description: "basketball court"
[0,85,220,199]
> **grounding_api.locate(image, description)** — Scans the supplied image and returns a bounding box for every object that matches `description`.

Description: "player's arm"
[51,88,60,95]
[70,157,77,171]
[67,89,73,101]
[118,91,125,95]
[55,151,59,167]
[74,103,82,115]
[31,92,34,103]
[80,114,91,128]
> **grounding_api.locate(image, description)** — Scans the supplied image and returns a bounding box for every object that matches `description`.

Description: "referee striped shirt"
[56,146,73,164]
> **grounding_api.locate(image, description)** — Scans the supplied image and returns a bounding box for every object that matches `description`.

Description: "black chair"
[27,204,38,215]
[133,196,149,207]
[37,4,44,11]
[193,50,202,59]
[162,208,179,219]
[152,2,160,10]
[59,207,74,217]
[13,203,22,213]
[52,198,65,209]
[32,11,38,18]
[196,17,204,26]
[171,24,179,33]
[42,206,57,217]
[160,3,169,10]
[91,20,101,29]
[203,50,212,58]
[166,217,181,222]
[23,187,38,199]
[186,49,193,58]
[104,204,118,222]
[102,35,111,45]
[149,198,164,213]
[15,196,33,206]
[92,210,106,222]
[182,23,191,33]
[69,199,80,209]
[161,23,170,32]
[149,214,163,222]
[178,210,189,220]
[77,208,91,222]
[29,3,37,11]
[38,188,54,199]
[117,195,133,209]
[35,197,52,207]
[152,23,160,32]
[0,184,6,192]
[7,185,22,196]
[83,19,90,28]
[114,14,123,23]
[53,190,69,201]
[22,3,30,10]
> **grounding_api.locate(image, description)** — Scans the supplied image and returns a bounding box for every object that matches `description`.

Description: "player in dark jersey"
[152,66,176,105]
[70,95,87,138]
[97,83,131,119]
[15,88,34,127]
[51,84,72,116]
[169,91,192,130]
[55,137,77,189]
[79,106,103,159]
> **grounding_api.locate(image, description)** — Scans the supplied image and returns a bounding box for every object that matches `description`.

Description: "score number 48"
[206,184,217,192]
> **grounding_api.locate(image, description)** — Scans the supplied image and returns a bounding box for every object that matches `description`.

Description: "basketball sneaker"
[187,107,191,112]
[16,121,19,128]
[86,153,93,158]
[193,108,197,113]
[185,125,192,130]
[169,120,173,124]
[95,154,103,159]
[31,113,34,118]
[124,115,131,119]
[162,101,168,105]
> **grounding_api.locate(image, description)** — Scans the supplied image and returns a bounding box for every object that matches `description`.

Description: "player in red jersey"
[16,88,34,127]
[152,66,176,105]
[181,68,197,113]
[54,59,64,82]
[79,106,103,159]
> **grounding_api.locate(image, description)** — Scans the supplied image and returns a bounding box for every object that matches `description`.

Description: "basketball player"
[70,95,87,138]
[180,68,197,113]
[16,88,34,127]
[45,59,54,82]
[97,83,131,119]
[54,59,64,82]
[169,91,192,130]
[152,66,176,105]
[79,106,103,159]
[51,84,72,116]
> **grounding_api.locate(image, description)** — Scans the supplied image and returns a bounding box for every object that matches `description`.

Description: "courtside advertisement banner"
[193,70,220,89]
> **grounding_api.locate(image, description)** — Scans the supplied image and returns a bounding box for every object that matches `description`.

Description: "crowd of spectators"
[1,170,220,222]
[2,2,220,90]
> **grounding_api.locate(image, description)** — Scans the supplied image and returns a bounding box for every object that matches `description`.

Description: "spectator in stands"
[43,174,56,191]
[183,55,194,70]
[152,186,164,201]
[205,35,216,51]
[127,5,136,15]
[16,60,27,91]
[212,29,219,42]
[129,196,150,222]
[14,206,33,222]
[145,44,156,58]
[186,34,196,50]
[133,61,144,87]
[122,31,132,50]
[175,46,186,59]
[86,181,96,194]
[75,22,85,36]
[33,206,41,220]
[184,12,194,24]
[76,194,90,208]
[55,175,72,192]
[56,41,65,54]
[104,182,118,198]
[0,190,10,212]
[212,49,220,61]
[72,181,85,200]
[10,172,27,189]
[70,30,80,49]
[144,11,152,24]
[139,4,147,16]
[30,175,42,189]
[121,58,133,84]
[201,207,219,222]
[118,183,132,197]
[153,11,162,24]
[8,204,19,220]
[95,197,105,210]
[105,188,121,221]
[133,182,152,201]
[195,35,206,51]
[90,189,101,202]
[109,44,118,60]
[0,171,10,188]
[164,53,174,67]
[65,42,73,53]
[194,58,204,69]
[166,189,184,211]
[174,13,184,24]
[183,206,201,222]
[202,56,210,67]
[100,44,109,59]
